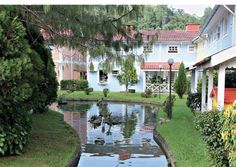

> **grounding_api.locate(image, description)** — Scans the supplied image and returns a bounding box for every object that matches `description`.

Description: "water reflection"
[61,102,167,167]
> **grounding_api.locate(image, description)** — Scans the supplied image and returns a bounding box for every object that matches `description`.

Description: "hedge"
[60,80,88,91]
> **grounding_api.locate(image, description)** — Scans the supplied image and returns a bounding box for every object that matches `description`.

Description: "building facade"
[87,24,200,92]
[51,46,87,84]
[189,5,236,111]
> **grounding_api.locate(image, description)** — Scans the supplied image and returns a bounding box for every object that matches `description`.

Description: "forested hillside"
[129,5,213,30]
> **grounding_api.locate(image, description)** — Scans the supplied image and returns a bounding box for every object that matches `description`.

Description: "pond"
[59,101,168,167]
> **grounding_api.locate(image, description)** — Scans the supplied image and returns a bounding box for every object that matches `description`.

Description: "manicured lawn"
[58,90,168,104]
[0,110,78,167]
[157,96,212,167]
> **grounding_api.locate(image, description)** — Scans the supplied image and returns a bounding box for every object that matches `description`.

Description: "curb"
[66,143,81,167]
[61,98,162,106]
[153,129,177,167]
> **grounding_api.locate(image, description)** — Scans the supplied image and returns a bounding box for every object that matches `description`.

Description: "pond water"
[59,101,168,167]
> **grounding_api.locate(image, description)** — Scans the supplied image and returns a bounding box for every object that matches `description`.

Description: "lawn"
[58,90,168,104]
[0,110,79,167]
[157,96,212,167]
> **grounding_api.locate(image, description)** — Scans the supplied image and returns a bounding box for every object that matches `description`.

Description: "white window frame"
[167,45,179,54]
[143,44,153,53]
[187,45,195,53]
[98,70,108,84]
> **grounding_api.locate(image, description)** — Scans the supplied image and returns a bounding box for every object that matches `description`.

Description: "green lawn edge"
[0,110,79,167]
[157,96,212,167]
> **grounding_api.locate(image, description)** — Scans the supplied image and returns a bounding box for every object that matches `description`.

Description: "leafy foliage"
[117,56,138,92]
[141,89,152,98]
[103,88,109,97]
[162,95,176,119]
[186,92,201,114]
[84,88,93,95]
[174,62,187,99]
[194,111,229,167]
[221,102,236,166]
[60,80,88,91]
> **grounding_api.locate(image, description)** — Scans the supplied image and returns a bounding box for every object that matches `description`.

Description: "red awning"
[210,88,236,103]
[141,62,180,70]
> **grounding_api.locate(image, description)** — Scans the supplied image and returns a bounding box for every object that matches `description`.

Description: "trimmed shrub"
[162,95,176,119]
[141,89,152,98]
[186,92,201,114]
[174,62,187,99]
[128,89,135,93]
[60,80,88,91]
[84,87,93,95]
[221,102,236,166]
[103,88,109,97]
[194,111,229,167]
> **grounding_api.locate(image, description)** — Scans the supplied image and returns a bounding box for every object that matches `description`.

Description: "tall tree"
[117,56,138,92]
[174,62,187,99]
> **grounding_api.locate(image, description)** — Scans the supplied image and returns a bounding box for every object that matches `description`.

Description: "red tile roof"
[140,30,199,42]
[210,88,236,103]
[141,62,180,70]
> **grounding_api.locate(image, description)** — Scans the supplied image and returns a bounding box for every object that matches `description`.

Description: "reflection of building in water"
[64,112,87,144]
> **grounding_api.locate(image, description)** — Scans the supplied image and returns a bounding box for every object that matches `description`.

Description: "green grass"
[0,110,78,167]
[157,96,212,167]
[58,90,168,104]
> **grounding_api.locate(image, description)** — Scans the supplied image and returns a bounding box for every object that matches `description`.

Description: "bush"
[84,88,93,95]
[141,89,152,98]
[174,62,187,99]
[221,102,236,166]
[103,88,109,97]
[60,80,88,91]
[0,112,31,156]
[162,95,176,119]
[186,92,201,114]
[128,89,135,93]
[194,111,229,167]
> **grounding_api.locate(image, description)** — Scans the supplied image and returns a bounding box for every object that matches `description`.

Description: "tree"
[174,62,187,98]
[117,56,138,92]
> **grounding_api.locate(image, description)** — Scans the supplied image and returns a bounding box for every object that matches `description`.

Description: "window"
[217,25,221,40]
[168,45,179,53]
[143,44,153,53]
[223,17,228,35]
[112,70,119,75]
[99,70,108,84]
[188,45,195,53]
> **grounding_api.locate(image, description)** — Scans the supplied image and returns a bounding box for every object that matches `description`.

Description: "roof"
[210,87,236,103]
[140,30,199,42]
[141,62,180,70]
[193,56,211,67]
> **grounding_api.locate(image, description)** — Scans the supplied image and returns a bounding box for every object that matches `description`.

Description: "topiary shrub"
[174,62,187,99]
[103,88,109,97]
[162,95,176,119]
[60,80,88,91]
[141,89,152,98]
[84,87,93,95]
[194,111,229,167]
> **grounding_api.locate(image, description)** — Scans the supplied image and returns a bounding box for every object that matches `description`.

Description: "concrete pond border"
[56,98,177,167]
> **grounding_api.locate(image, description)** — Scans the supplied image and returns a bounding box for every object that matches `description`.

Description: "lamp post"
[159,64,163,99]
[168,58,174,119]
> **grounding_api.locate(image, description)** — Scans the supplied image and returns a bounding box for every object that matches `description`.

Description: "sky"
[170,5,215,17]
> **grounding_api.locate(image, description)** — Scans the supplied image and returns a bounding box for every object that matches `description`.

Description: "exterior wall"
[87,60,144,92]
[202,6,234,58]
[144,42,196,67]
[51,46,87,85]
